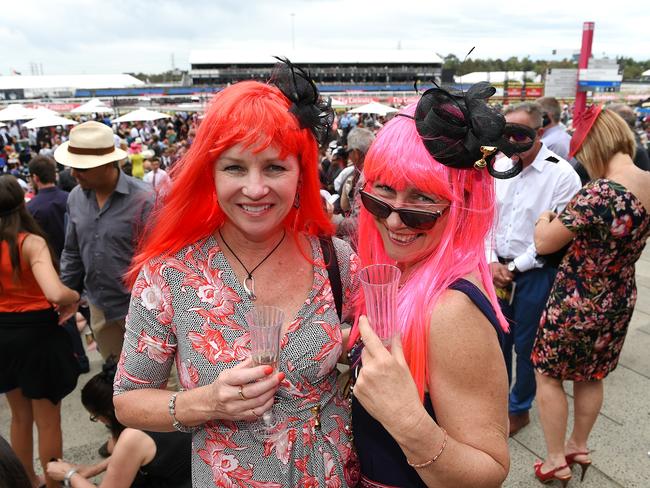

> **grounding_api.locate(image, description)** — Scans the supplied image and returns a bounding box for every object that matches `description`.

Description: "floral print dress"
[114,235,361,487]
[532,179,650,381]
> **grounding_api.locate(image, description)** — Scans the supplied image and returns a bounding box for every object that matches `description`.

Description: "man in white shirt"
[490,102,581,436]
[143,156,170,193]
[538,97,572,161]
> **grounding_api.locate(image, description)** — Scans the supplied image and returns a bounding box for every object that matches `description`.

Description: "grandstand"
[189,49,443,91]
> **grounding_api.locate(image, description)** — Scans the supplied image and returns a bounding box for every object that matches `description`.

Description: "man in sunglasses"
[488,102,581,436]
[54,121,153,362]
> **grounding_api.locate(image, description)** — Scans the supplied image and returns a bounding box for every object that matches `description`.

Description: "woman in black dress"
[46,360,192,488]
[347,84,537,487]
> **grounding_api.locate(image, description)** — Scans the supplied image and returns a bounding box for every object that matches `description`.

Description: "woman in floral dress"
[113,60,360,487]
[531,106,650,483]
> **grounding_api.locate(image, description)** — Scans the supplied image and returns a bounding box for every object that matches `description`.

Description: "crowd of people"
[1,61,649,488]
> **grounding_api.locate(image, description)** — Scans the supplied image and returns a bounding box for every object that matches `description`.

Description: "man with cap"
[488,102,581,436]
[55,121,153,360]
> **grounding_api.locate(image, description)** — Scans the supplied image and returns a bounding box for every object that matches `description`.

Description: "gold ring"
[238,385,248,401]
[251,408,261,418]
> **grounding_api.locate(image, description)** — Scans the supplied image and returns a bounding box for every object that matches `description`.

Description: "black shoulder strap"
[319,236,343,321]
[545,156,560,163]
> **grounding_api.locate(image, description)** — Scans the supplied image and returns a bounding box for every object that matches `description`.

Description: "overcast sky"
[2,0,647,76]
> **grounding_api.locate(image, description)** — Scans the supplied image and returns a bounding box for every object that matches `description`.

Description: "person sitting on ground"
[46,359,192,488]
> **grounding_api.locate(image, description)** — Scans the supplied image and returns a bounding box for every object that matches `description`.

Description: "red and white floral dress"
[115,235,361,487]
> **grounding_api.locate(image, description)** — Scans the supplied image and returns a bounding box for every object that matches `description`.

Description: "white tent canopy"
[23,115,78,129]
[0,104,38,121]
[71,99,113,114]
[348,102,398,116]
[112,108,171,123]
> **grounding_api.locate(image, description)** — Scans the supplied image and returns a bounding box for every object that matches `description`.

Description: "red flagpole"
[574,21,595,120]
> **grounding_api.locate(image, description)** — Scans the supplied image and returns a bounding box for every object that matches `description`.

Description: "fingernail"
[263,366,273,375]
[278,372,286,381]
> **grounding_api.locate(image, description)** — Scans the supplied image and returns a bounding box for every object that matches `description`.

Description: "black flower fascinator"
[269,56,334,146]
[406,82,536,179]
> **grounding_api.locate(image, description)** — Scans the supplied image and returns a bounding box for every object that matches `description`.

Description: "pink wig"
[350,104,508,401]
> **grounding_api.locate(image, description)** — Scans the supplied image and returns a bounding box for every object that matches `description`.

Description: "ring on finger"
[251,408,261,418]
[238,385,248,401]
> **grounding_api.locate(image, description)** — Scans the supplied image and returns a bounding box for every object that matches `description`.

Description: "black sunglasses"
[359,189,446,230]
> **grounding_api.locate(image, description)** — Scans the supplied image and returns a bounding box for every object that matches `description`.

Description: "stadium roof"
[453,71,542,84]
[0,74,145,90]
[189,49,443,65]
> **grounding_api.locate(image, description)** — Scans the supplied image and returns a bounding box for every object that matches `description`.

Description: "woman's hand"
[353,316,425,434]
[185,358,285,423]
[536,210,557,224]
[46,460,74,481]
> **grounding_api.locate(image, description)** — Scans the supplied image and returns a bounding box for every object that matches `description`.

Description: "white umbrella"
[112,108,171,123]
[0,104,39,121]
[32,107,60,117]
[71,99,113,114]
[23,115,78,129]
[348,102,398,116]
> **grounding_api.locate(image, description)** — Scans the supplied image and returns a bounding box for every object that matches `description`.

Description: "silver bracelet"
[168,391,198,433]
[63,468,78,487]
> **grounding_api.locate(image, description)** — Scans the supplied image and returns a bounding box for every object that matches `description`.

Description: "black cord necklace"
[218,229,286,301]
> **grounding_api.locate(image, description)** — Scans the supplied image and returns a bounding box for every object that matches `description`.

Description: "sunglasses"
[359,189,446,230]
[508,126,541,143]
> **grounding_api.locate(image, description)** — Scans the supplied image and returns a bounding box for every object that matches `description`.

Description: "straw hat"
[54,121,126,169]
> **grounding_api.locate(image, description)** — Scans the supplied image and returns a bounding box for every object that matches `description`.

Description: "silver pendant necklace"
[218,229,286,301]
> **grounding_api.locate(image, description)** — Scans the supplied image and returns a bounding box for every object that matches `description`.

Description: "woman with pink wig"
[347,84,537,487]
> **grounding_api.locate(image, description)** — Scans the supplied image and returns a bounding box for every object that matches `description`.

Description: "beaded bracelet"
[168,391,198,433]
[407,427,448,469]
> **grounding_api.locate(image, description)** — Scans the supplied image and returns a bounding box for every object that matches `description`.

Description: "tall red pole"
[574,21,595,120]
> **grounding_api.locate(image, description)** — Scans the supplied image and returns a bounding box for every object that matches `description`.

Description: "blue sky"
[1,0,647,75]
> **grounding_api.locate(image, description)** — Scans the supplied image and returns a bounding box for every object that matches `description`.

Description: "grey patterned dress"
[114,235,361,487]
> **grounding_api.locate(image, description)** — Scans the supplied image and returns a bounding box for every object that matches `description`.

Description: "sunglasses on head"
[359,188,446,230]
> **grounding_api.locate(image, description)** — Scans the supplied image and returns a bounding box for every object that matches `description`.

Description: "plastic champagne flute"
[245,305,286,438]
[359,264,401,346]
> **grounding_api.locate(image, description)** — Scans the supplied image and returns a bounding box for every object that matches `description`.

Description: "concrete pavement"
[2,251,650,487]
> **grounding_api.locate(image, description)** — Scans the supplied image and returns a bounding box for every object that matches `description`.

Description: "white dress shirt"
[143,168,170,190]
[541,124,571,161]
[489,144,581,272]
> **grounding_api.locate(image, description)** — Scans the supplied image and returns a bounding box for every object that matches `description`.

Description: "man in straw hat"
[55,121,153,361]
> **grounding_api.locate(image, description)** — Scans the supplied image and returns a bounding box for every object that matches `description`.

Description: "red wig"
[128,81,333,285]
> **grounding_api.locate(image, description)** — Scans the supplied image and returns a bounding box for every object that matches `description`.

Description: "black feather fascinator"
[406,81,537,179]
[269,56,334,146]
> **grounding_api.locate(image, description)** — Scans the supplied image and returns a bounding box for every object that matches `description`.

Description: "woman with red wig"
[531,107,650,485]
[347,83,538,487]
[113,60,360,487]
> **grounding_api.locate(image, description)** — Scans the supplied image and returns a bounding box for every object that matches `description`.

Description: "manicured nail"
[278,372,286,381]
[263,366,273,375]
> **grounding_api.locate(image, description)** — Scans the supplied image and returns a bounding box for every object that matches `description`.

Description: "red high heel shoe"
[565,451,591,482]
[534,460,572,487]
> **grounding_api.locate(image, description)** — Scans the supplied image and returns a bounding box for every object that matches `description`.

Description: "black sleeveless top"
[131,430,192,488]
[351,279,505,487]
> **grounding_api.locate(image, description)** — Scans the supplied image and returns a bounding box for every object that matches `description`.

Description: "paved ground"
[2,253,650,487]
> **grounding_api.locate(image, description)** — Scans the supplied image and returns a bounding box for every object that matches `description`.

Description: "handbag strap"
[319,236,343,321]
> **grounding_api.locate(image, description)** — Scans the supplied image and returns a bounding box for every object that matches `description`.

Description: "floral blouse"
[115,235,361,487]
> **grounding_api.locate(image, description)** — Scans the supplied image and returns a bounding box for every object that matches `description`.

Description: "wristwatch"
[507,261,517,273]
